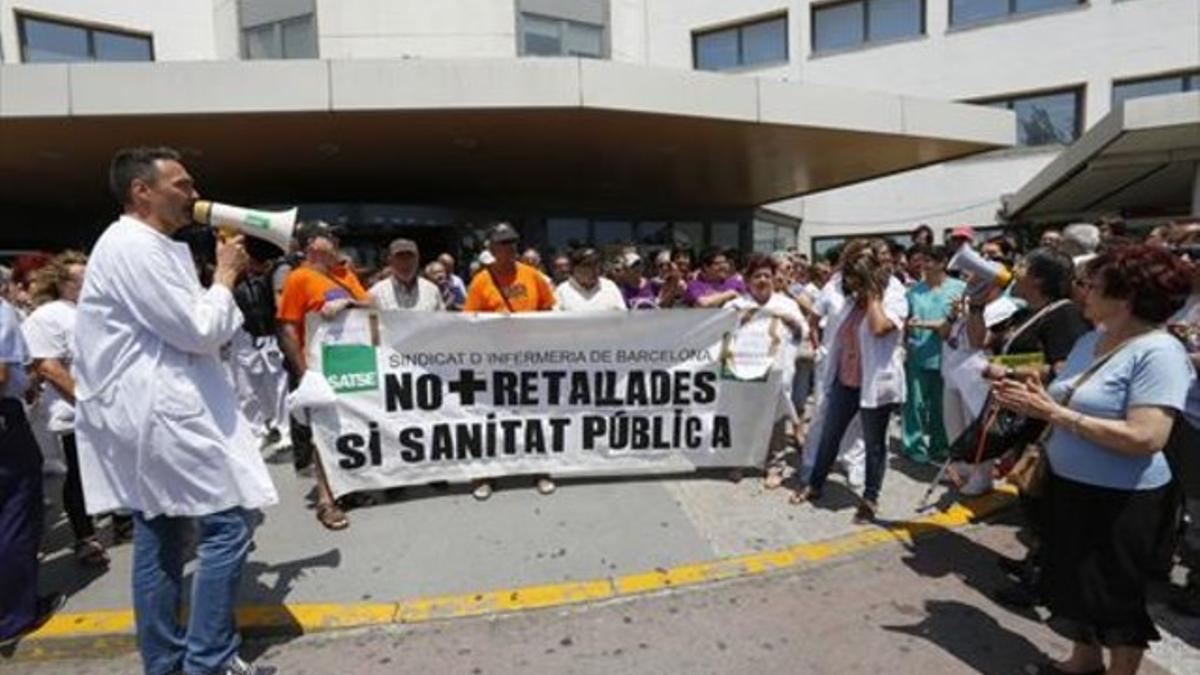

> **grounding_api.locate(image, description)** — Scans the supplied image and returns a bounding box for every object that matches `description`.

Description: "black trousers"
[60,433,96,542]
[0,398,45,640]
[286,369,315,469]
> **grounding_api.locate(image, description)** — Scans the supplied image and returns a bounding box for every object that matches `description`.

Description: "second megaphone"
[192,200,296,251]
[948,244,1013,299]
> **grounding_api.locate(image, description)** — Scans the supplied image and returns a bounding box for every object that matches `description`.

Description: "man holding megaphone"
[947,243,1013,301]
[74,147,278,675]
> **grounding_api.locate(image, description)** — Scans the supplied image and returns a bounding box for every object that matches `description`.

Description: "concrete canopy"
[1002,91,1200,223]
[0,58,1012,225]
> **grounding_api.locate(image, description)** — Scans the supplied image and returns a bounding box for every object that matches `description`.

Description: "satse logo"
[323,344,379,393]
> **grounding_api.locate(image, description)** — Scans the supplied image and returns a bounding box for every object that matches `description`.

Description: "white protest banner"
[306,309,793,497]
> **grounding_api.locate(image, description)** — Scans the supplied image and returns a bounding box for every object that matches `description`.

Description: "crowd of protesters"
[0,147,1198,675]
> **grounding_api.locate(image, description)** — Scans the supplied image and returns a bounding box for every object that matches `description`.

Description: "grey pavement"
[11,517,1199,674]
[36,443,956,612]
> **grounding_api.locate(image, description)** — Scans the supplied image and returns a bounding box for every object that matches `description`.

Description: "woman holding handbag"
[970,247,1089,608]
[993,245,1196,675]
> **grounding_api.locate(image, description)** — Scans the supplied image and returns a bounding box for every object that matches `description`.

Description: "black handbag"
[948,396,1046,463]
[945,300,1071,463]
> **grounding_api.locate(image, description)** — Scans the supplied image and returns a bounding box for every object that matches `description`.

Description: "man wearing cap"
[613,251,660,310]
[277,220,369,531]
[948,225,975,252]
[464,222,555,314]
[370,239,444,312]
[463,222,555,499]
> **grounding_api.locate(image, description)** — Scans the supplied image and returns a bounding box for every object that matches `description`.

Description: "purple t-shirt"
[621,279,659,309]
[684,276,746,306]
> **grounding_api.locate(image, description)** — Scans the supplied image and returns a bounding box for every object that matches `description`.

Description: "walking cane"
[915,404,997,512]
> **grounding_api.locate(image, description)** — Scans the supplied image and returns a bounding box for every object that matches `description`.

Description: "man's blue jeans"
[133,508,254,675]
[808,379,896,503]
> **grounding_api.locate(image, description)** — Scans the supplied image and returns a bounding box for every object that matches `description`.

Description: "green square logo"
[244,213,271,230]
[323,344,379,393]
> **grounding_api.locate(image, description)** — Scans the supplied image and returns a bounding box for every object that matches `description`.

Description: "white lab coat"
[820,275,909,409]
[225,330,290,440]
[74,215,278,518]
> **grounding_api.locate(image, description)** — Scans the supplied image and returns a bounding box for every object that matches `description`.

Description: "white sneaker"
[473,480,494,501]
[222,655,276,675]
[960,462,994,496]
[941,461,970,486]
[536,477,556,495]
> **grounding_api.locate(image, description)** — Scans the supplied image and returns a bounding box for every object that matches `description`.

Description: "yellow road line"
[22,485,1016,656]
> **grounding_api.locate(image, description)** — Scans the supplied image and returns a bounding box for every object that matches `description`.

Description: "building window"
[519,13,606,58]
[978,87,1082,146]
[17,13,153,63]
[811,0,922,54]
[243,14,316,59]
[950,0,1080,27]
[240,0,317,59]
[753,222,799,252]
[693,14,788,71]
[1112,71,1200,107]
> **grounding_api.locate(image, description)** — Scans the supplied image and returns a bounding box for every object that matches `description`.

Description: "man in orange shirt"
[464,223,555,313]
[277,221,369,530]
[463,222,556,499]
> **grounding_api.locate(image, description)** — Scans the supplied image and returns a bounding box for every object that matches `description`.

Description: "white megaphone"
[191,200,297,251]
[948,244,1013,299]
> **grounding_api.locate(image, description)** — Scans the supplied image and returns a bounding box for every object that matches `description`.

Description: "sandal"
[789,486,819,505]
[853,500,878,525]
[74,537,110,567]
[316,503,349,530]
[111,516,134,544]
[763,467,785,490]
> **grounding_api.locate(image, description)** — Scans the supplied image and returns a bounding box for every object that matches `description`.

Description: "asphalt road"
[10,516,1198,675]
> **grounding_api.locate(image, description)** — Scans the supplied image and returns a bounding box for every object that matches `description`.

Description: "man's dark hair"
[927,245,950,263]
[698,246,726,268]
[986,235,1015,256]
[1023,247,1075,300]
[109,146,181,206]
[906,243,931,259]
[569,247,600,268]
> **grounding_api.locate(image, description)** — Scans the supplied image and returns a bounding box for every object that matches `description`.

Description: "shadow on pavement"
[886,452,942,485]
[883,599,1047,675]
[37,491,129,603]
[235,547,344,662]
[1149,582,1200,650]
[880,509,1041,623]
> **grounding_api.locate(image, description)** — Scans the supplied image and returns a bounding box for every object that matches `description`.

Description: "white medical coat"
[74,216,278,518]
[818,274,909,409]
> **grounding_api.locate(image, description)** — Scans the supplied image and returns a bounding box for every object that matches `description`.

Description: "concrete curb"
[9,486,1017,662]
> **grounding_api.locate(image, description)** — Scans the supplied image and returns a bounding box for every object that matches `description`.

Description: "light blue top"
[1046,330,1195,490]
[0,300,29,399]
[905,277,966,371]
